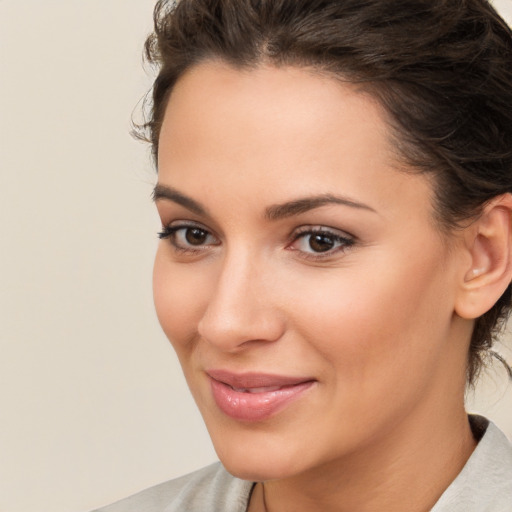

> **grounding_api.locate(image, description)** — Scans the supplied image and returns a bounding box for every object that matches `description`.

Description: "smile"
[207,370,316,422]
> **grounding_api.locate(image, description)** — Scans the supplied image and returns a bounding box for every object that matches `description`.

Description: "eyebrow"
[153,184,376,220]
[264,194,376,220]
[153,184,208,216]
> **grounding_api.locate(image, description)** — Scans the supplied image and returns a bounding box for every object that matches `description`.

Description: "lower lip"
[209,378,315,422]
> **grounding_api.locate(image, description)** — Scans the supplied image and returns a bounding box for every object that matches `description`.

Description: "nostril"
[197,305,285,352]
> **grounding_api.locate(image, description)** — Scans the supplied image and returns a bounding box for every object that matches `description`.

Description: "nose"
[197,252,285,352]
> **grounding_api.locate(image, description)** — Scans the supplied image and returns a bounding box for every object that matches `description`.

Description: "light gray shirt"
[93,416,512,512]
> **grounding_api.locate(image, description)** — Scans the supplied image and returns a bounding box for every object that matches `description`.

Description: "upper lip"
[206,369,315,389]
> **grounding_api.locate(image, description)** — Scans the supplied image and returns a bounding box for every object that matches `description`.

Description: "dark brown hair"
[139,0,512,384]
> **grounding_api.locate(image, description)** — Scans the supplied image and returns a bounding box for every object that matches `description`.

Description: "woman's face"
[153,62,470,480]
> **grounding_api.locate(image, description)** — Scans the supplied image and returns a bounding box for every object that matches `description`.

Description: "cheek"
[285,245,455,385]
[152,247,207,353]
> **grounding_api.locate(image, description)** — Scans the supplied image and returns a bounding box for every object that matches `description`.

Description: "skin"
[153,61,482,512]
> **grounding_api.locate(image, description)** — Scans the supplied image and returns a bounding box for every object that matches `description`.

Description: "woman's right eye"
[158,224,220,251]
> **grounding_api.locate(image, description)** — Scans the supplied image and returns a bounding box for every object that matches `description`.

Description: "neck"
[249,398,476,512]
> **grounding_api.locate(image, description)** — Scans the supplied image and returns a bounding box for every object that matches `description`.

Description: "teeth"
[232,386,282,393]
[249,386,282,393]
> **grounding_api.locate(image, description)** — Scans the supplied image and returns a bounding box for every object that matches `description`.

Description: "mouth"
[206,369,316,422]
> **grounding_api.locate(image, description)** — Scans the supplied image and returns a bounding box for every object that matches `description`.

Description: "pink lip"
[207,370,316,422]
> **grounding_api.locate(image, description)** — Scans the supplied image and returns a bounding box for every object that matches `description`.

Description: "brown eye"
[289,227,355,258]
[185,227,209,245]
[308,233,335,252]
[158,224,219,251]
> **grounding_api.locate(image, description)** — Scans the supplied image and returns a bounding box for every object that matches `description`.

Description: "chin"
[220,453,299,482]
[208,426,314,482]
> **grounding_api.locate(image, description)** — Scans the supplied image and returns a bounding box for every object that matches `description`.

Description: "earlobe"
[455,194,512,320]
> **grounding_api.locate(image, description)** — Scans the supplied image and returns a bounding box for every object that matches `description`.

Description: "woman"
[95,0,512,510]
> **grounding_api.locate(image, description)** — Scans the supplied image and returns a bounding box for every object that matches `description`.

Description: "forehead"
[160,62,391,163]
[157,61,435,226]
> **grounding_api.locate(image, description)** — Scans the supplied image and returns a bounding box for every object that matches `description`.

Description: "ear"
[455,194,512,320]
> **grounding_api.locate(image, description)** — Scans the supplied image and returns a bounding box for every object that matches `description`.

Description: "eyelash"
[157,223,356,260]
[288,227,355,260]
[157,223,219,254]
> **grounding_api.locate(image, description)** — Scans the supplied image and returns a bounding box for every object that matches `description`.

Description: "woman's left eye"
[289,228,355,257]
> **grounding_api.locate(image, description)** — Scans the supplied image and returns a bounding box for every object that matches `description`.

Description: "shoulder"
[92,462,254,512]
[432,416,512,512]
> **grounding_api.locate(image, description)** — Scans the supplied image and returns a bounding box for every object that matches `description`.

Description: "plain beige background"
[0,1,511,511]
